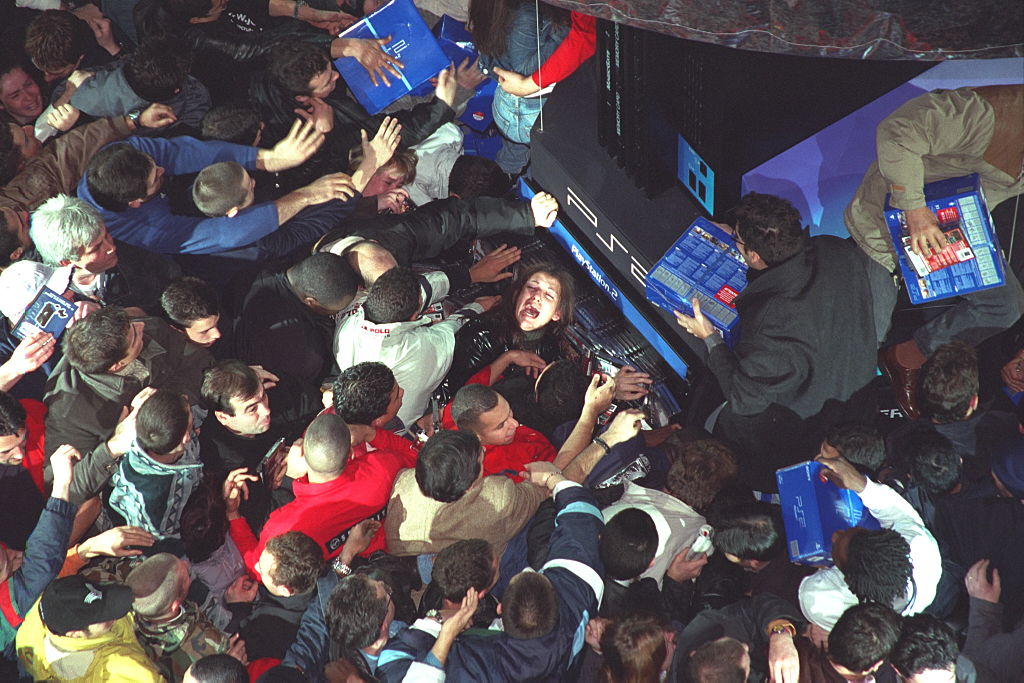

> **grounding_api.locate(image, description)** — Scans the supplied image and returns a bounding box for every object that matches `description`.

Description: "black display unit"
[595,21,930,213]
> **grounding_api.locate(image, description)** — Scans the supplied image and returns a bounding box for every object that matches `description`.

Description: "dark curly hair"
[332,362,396,425]
[843,529,913,606]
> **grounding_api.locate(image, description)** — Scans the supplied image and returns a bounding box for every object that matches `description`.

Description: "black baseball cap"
[39,575,134,635]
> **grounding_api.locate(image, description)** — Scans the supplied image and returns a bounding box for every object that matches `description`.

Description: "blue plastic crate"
[434,14,477,66]
[885,173,1005,304]
[776,461,880,566]
[462,127,501,160]
[334,0,449,115]
[645,217,747,346]
[459,79,496,132]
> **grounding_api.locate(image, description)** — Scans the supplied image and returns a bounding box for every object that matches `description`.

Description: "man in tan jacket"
[845,85,1024,418]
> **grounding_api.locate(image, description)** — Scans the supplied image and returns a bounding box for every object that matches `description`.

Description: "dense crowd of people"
[0,0,1022,681]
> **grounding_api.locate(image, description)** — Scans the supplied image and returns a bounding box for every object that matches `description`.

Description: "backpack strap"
[0,581,24,628]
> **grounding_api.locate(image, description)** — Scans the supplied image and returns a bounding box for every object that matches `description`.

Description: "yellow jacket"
[16,599,163,682]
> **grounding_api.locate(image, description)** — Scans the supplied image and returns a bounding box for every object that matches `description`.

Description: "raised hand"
[248,365,279,390]
[2,331,55,377]
[226,634,248,665]
[138,103,177,129]
[665,549,708,583]
[434,63,457,108]
[377,189,411,214]
[338,37,403,87]
[767,626,800,683]
[613,365,653,400]
[603,408,645,445]
[224,574,258,604]
[304,173,358,203]
[583,372,616,414]
[472,295,502,312]
[261,119,325,172]
[341,519,382,560]
[294,95,335,134]
[49,444,80,501]
[520,460,563,489]
[85,15,120,56]
[360,116,402,173]
[222,467,259,519]
[107,386,158,457]
[440,587,479,633]
[1000,349,1024,393]
[77,526,156,558]
[530,192,558,228]
[47,103,81,132]
[965,558,1001,603]
[814,454,867,493]
[455,56,486,91]
[469,244,522,283]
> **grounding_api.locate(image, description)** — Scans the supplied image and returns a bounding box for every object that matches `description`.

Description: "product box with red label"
[645,217,747,346]
[885,173,1005,305]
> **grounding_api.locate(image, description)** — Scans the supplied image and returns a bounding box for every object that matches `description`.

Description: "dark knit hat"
[39,575,134,635]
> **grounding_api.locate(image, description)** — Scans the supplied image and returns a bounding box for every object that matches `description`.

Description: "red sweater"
[442,368,556,482]
[230,429,418,573]
[531,12,597,87]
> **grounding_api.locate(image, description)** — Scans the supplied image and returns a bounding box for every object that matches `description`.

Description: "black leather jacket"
[134,0,333,101]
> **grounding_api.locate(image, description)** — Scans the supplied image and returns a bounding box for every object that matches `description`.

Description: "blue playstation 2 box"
[645,217,747,346]
[885,173,1005,305]
[776,460,880,566]
[334,0,450,114]
[13,287,76,340]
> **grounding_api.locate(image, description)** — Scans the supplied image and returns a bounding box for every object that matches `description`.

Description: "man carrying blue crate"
[844,85,1024,419]
[674,193,879,491]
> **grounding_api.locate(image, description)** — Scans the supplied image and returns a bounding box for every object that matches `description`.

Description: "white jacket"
[602,482,709,589]
[798,479,942,631]
[334,293,483,428]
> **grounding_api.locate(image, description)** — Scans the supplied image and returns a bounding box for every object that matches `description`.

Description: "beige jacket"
[384,468,546,557]
[845,85,1024,270]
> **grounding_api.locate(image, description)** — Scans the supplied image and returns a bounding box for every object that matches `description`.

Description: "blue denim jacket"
[478,4,569,79]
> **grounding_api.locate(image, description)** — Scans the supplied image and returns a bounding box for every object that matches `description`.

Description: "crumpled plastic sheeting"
[541,0,1024,59]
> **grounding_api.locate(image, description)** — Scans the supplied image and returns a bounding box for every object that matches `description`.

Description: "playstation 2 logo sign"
[565,186,597,228]
[388,39,411,57]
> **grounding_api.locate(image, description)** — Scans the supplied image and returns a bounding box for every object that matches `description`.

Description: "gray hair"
[192,162,249,217]
[30,194,105,265]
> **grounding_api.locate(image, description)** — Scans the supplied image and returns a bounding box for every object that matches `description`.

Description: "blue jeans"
[492,88,547,174]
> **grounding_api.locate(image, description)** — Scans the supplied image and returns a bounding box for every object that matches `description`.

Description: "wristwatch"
[293,0,307,17]
[767,621,797,638]
[331,557,353,576]
[126,108,143,127]
[425,609,444,623]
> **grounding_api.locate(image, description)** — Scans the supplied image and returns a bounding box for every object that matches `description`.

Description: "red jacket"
[532,12,597,87]
[442,368,556,482]
[231,429,418,573]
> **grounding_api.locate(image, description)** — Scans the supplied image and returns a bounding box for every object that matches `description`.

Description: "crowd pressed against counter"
[0,1,1023,681]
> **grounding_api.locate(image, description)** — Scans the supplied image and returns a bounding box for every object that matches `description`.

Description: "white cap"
[0,260,73,323]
